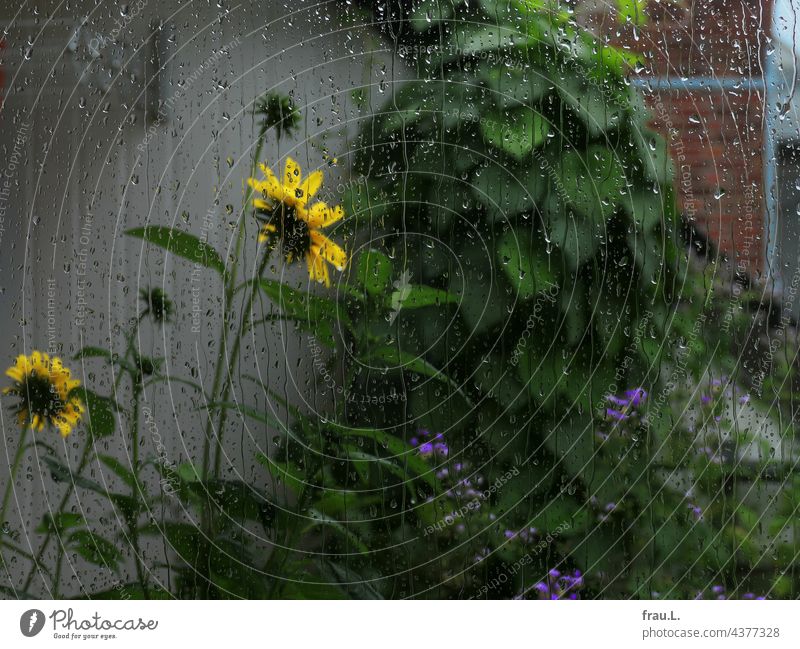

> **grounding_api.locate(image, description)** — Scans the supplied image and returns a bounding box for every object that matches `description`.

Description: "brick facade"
[582,0,770,272]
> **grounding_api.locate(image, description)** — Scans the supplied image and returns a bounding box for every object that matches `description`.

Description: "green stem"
[200,130,268,482]
[194,127,269,598]
[22,315,144,594]
[265,456,322,598]
[24,440,92,595]
[52,552,65,598]
[128,382,148,598]
[0,429,29,574]
[0,429,28,529]
[212,249,272,479]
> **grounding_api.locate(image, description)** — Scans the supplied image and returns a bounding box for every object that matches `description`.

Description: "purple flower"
[605,387,647,423]
[697,586,766,600]
[689,504,704,520]
[606,408,629,421]
[625,388,647,407]
[532,569,584,600]
[415,431,449,459]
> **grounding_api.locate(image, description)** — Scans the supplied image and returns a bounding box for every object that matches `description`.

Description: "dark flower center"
[261,203,311,261]
[19,372,63,419]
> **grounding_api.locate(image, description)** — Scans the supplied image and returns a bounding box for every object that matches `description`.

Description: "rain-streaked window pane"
[0,0,796,608]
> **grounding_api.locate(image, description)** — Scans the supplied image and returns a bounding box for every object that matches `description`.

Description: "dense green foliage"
[5,1,793,601]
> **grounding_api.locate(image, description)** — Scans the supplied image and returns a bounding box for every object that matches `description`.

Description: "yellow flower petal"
[284,157,302,189]
[305,202,345,229]
[311,231,347,271]
[253,198,274,211]
[299,170,323,201]
[307,251,331,287]
[249,170,284,203]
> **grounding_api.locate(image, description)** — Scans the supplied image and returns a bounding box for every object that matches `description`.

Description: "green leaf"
[139,522,200,560]
[367,346,463,395]
[67,530,123,569]
[480,108,548,159]
[390,285,459,312]
[73,347,136,373]
[558,75,624,136]
[549,210,601,271]
[36,512,84,535]
[73,388,116,439]
[97,454,137,490]
[256,453,307,494]
[84,583,172,600]
[409,0,454,31]
[356,249,393,296]
[622,188,668,231]
[557,146,625,222]
[343,446,435,493]
[191,480,275,530]
[205,401,287,432]
[616,0,647,26]
[42,456,107,493]
[320,561,384,599]
[471,162,548,222]
[282,579,349,600]
[444,24,537,62]
[258,279,349,346]
[315,490,384,516]
[481,64,550,109]
[497,228,557,299]
[633,128,673,186]
[333,426,438,488]
[126,226,226,275]
[304,510,370,554]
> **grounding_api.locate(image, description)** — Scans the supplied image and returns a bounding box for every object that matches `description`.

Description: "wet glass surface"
[0,0,797,600]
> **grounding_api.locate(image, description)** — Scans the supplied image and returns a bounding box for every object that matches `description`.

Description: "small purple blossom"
[532,569,584,600]
[696,585,765,600]
[605,387,647,423]
[688,504,704,520]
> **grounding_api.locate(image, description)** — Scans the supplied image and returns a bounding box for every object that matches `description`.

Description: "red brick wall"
[582,0,770,271]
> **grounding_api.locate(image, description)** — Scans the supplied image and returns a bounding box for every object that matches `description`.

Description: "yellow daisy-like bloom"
[248,157,347,287]
[3,352,84,437]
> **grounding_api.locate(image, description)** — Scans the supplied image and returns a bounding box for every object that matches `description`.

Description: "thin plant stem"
[0,429,28,529]
[22,315,144,594]
[127,381,148,597]
[265,455,322,598]
[200,130,268,482]
[212,248,272,479]
[194,126,270,598]
[0,429,29,575]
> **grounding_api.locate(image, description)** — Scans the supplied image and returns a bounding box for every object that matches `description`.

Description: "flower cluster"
[417,431,488,537]
[694,585,765,600]
[531,569,584,600]
[411,429,449,460]
[605,387,647,422]
[504,527,539,543]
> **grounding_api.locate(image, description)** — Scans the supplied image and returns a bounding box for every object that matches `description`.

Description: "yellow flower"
[3,352,84,437]
[248,157,347,287]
